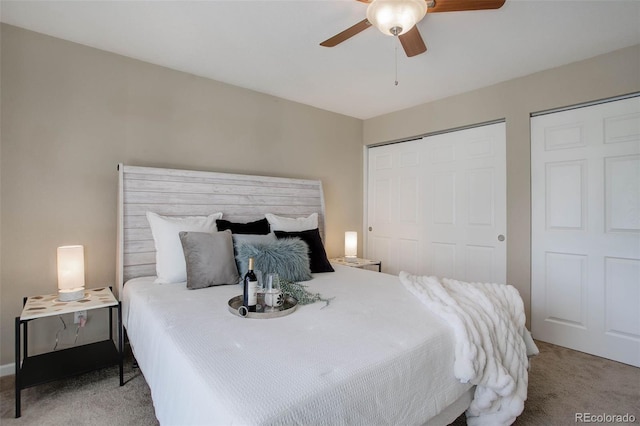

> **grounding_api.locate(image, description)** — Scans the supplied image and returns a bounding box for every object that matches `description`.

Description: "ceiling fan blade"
[399,25,427,57]
[320,19,372,47]
[429,0,505,13]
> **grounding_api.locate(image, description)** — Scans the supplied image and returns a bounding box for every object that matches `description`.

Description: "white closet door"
[423,123,507,284]
[367,139,424,275]
[367,122,506,284]
[531,95,640,367]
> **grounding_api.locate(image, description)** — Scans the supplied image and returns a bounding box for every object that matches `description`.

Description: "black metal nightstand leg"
[118,302,124,386]
[109,305,113,339]
[15,317,21,418]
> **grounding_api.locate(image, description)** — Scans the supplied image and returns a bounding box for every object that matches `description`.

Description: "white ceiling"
[2,0,639,119]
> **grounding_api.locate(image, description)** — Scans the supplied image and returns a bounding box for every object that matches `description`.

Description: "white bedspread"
[123,265,472,425]
[399,272,538,426]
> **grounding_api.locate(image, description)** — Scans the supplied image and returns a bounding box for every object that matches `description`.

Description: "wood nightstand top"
[20,287,117,320]
[330,257,382,270]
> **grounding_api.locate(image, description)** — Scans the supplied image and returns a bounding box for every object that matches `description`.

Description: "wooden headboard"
[116,164,326,298]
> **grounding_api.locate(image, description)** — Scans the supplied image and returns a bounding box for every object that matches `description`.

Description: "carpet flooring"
[1,341,638,425]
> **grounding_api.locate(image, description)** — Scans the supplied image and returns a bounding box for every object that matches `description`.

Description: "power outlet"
[74,310,87,324]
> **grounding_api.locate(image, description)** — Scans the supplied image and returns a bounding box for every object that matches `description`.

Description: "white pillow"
[146,212,223,284]
[265,212,318,232]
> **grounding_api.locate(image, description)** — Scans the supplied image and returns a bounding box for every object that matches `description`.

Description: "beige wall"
[363,44,640,324]
[0,24,363,365]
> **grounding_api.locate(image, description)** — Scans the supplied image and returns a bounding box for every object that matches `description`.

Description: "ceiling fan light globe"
[366,0,427,37]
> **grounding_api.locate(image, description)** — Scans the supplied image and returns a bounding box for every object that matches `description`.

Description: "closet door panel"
[531,95,640,367]
[367,122,506,284]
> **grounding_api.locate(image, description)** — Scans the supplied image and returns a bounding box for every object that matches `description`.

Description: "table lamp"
[345,231,358,262]
[57,245,85,302]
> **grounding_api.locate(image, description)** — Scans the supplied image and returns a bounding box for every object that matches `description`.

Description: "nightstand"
[14,287,124,418]
[330,257,382,272]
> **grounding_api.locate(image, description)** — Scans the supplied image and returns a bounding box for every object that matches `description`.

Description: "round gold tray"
[228,294,298,319]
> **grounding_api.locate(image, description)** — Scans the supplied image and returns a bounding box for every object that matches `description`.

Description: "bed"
[116,164,511,425]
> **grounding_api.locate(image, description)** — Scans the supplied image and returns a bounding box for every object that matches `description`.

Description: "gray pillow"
[179,230,240,289]
[235,238,312,282]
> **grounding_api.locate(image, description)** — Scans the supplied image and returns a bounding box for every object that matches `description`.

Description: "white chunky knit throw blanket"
[399,272,538,426]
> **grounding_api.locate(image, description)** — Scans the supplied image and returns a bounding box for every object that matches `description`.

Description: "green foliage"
[280,279,333,308]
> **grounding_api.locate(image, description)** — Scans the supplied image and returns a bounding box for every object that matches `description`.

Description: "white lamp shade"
[57,245,85,299]
[366,0,427,36]
[345,232,358,258]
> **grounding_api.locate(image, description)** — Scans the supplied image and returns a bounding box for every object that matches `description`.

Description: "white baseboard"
[0,362,15,377]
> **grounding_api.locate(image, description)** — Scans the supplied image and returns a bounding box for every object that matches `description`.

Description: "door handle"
[369,227,373,231]
[498,234,505,242]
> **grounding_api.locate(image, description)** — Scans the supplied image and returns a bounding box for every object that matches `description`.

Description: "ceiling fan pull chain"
[394,43,399,86]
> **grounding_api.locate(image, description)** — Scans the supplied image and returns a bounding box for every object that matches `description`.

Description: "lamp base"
[345,256,358,263]
[58,288,85,302]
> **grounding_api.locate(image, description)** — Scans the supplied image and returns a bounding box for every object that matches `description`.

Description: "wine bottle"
[243,257,258,312]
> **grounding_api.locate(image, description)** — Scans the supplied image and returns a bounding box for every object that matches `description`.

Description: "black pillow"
[274,228,334,273]
[216,218,270,235]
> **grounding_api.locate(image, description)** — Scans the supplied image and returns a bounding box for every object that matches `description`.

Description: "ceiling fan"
[320,0,506,57]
